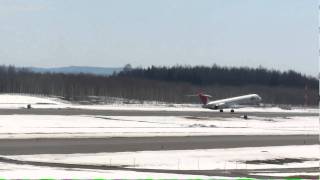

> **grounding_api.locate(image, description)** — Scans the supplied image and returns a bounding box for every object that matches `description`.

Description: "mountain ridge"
[27,66,122,76]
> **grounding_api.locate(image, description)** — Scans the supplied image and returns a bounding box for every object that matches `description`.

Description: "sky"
[0,0,318,76]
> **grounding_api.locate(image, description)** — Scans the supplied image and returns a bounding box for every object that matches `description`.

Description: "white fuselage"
[203,94,261,110]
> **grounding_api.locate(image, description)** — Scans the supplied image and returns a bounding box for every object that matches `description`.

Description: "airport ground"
[0,107,318,179]
[0,94,318,178]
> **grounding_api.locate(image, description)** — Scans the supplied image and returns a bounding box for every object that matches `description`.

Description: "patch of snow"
[236,107,318,114]
[0,94,69,109]
[6,145,319,176]
[0,115,317,139]
[0,162,214,179]
[70,103,209,111]
[70,104,319,113]
[251,172,319,177]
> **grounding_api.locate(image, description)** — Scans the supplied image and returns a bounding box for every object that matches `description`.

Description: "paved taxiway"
[0,135,317,155]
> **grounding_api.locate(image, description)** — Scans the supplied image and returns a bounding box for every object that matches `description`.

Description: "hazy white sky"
[0,0,318,76]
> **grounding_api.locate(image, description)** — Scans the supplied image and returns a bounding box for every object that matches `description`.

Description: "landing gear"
[219,109,223,112]
[230,109,234,113]
[243,114,248,119]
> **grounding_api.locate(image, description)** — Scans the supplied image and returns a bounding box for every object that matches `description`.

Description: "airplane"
[193,93,262,112]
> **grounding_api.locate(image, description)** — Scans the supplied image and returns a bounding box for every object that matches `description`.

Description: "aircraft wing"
[212,103,243,109]
[229,104,242,109]
[217,102,226,107]
[228,104,257,109]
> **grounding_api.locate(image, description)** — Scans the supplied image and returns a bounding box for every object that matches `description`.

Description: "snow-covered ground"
[0,94,70,109]
[0,162,214,179]
[3,145,319,178]
[0,115,317,138]
[0,94,65,105]
[9,145,319,170]
[0,93,318,113]
[72,104,319,113]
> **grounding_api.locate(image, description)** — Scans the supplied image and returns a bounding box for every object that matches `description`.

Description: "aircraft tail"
[198,93,211,105]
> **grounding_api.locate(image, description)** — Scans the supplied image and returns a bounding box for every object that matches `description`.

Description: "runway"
[0,135,317,155]
[0,108,317,117]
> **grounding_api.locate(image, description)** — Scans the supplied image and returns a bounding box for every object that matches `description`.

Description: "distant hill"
[27,66,122,76]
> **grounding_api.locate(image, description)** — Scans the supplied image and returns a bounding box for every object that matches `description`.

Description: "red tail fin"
[198,93,210,105]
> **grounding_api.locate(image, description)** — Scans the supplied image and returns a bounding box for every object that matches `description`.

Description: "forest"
[0,65,317,105]
[118,65,317,89]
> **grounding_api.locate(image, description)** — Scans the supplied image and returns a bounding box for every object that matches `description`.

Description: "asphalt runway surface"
[0,135,317,155]
[0,108,317,117]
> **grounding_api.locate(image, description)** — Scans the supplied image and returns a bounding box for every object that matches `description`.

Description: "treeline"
[0,65,189,101]
[0,65,318,105]
[118,65,318,89]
